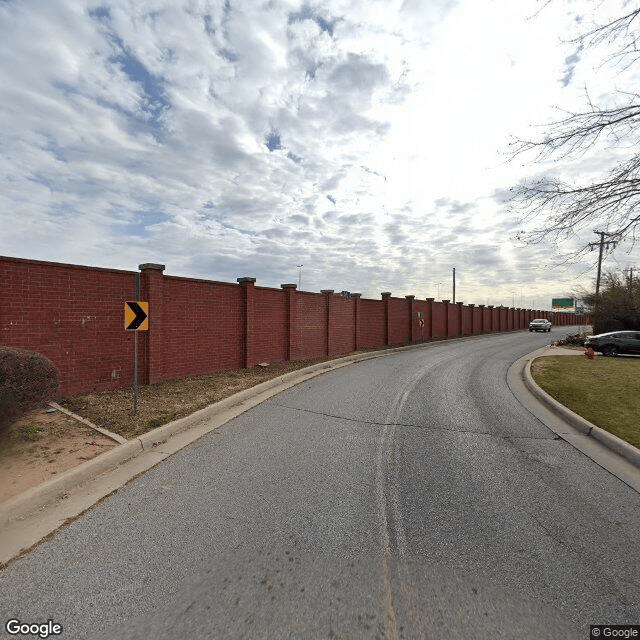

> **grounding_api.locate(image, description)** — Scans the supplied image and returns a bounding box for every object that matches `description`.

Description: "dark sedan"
[584,330,640,357]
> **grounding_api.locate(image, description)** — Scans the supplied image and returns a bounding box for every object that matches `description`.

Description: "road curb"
[0,328,595,565]
[0,440,142,529]
[522,351,640,469]
[0,338,459,531]
[0,331,577,532]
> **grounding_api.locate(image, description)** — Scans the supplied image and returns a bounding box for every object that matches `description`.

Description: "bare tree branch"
[509,3,640,249]
[509,100,640,160]
[572,8,640,69]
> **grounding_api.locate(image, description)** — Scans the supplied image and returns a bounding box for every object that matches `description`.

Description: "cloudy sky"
[1,0,638,309]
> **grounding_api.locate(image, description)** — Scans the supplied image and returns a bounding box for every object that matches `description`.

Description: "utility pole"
[588,231,618,296]
[452,267,456,304]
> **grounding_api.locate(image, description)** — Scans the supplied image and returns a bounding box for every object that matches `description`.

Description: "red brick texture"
[1,256,588,396]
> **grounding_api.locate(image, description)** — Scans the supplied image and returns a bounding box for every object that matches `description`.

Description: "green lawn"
[531,356,640,449]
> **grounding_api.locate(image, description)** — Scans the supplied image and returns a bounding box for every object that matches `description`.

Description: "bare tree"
[510,6,640,248]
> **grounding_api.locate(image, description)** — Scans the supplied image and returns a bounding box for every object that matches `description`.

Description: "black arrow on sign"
[126,302,148,330]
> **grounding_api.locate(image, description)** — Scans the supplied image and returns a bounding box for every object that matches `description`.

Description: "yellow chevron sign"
[124,301,149,330]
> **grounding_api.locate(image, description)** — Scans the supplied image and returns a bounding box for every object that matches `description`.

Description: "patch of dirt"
[0,406,117,502]
[0,351,385,504]
[531,360,549,375]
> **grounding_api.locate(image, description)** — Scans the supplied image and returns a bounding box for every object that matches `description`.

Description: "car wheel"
[547,328,551,332]
[602,345,618,357]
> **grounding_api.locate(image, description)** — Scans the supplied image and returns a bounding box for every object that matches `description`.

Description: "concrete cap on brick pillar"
[442,299,450,304]
[478,304,485,308]
[381,292,391,298]
[425,298,434,302]
[321,289,334,294]
[487,305,494,308]
[457,301,464,306]
[405,295,415,300]
[281,283,297,289]
[468,304,475,308]
[351,293,362,298]
[138,263,165,271]
[237,277,256,284]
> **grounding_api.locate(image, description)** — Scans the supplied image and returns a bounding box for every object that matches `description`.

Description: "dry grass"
[57,356,360,439]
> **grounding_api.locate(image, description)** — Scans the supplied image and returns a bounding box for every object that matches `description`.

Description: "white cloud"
[0,0,637,309]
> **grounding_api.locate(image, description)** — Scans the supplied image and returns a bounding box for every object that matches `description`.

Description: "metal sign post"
[134,331,139,413]
[125,274,148,414]
[134,273,139,413]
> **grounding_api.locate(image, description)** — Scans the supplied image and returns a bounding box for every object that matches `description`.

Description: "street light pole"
[297,265,303,291]
[452,267,456,304]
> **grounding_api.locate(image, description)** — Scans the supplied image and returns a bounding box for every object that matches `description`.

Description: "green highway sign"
[552,298,574,309]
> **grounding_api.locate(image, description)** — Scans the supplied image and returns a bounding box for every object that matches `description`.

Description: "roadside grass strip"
[531,356,640,449]
[54,353,370,440]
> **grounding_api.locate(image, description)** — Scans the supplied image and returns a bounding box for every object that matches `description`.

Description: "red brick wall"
[357,299,385,348]
[253,287,287,364]
[295,292,326,359]
[414,300,430,341]
[446,303,459,338]
[158,276,244,381]
[388,297,410,345]
[1,256,137,395]
[462,306,472,336]
[1,256,588,396]
[329,295,355,355]
[432,302,447,339]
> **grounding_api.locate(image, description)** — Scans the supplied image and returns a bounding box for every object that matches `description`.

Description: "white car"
[529,318,552,332]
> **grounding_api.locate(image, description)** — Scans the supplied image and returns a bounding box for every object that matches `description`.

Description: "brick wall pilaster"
[138,263,165,385]
[426,298,434,341]
[281,284,297,361]
[237,277,256,368]
[406,295,415,342]
[442,300,451,338]
[321,290,334,355]
[352,293,362,350]
[381,292,391,345]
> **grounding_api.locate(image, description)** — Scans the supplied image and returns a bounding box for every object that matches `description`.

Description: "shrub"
[554,332,587,347]
[583,271,640,335]
[0,347,59,434]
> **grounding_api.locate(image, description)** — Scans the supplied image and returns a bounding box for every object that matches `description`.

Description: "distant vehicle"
[584,331,640,357]
[529,318,552,333]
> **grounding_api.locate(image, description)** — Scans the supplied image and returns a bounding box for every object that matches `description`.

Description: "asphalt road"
[1,328,638,639]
